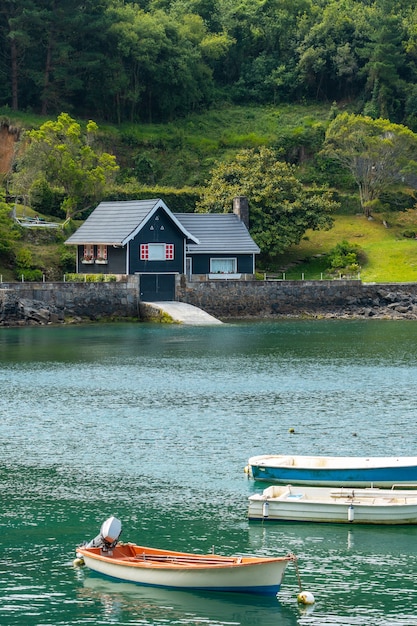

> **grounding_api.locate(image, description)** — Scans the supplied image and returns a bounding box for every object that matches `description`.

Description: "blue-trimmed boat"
[247,455,417,488]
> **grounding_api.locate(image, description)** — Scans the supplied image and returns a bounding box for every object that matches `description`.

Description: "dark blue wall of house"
[129,207,185,274]
[75,207,256,277]
[77,246,126,274]
[190,253,255,274]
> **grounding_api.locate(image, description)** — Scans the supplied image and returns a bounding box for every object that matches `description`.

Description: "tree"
[35,0,114,117]
[11,113,119,219]
[0,193,21,263]
[358,11,406,121]
[295,0,360,102]
[0,0,114,116]
[322,112,417,217]
[0,0,39,110]
[197,146,336,259]
[215,0,310,102]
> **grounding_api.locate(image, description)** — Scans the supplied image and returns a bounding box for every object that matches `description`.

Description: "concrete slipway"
[140,301,222,325]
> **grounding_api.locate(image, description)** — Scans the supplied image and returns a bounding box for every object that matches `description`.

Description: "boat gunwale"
[248,454,417,470]
[77,545,291,570]
[248,486,417,507]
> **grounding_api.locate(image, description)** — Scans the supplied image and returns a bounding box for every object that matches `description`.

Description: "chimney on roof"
[232,196,249,229]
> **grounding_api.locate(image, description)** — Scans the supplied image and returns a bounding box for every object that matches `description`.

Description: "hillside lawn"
[4,210,417,284]
[277,213,417,283]
[3,103,417,284]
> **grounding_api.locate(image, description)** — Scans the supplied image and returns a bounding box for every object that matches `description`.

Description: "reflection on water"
[249,521,417,625]
[79,575,296,626]
[247,519,417,556]
[2,320,417,625]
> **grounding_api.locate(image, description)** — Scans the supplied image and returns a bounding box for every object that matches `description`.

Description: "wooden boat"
[248,484,417,524]
[75,517,293,596]
[247,454,417,487]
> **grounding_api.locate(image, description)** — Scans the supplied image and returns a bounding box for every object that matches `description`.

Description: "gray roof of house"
[174,213,260,254]
[65,199,198,246]
[65,199,259,254]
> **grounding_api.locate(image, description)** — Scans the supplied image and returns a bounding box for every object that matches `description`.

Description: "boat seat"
[271,457,294,466]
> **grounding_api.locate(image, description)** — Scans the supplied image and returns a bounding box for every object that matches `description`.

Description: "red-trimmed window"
[83,244,94,260]
[140,244,149,260]
[97,245,107,260]
[140,243,174,260]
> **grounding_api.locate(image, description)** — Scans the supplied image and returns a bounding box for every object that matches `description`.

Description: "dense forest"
[2,0,417,126]
[3,0,417,283]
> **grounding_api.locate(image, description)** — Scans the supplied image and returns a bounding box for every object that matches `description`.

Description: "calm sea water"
[1,319,417,626]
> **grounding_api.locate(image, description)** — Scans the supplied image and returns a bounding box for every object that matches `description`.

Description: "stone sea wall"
[0,280,139,326]
[2,277,417,325]
[177,278,417,320]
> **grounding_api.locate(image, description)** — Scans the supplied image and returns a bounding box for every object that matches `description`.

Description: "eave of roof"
[65,199,199,246]
[174,212,260,254]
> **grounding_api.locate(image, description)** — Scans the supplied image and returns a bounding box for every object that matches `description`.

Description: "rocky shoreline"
[0,296,65,326]
[2,285,417,326]
[287,288,417,320]
[307,286,417,319]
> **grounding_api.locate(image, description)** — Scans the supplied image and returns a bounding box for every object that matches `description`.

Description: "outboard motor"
[86,516,122,551]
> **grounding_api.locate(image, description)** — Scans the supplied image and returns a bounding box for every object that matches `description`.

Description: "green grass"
[3,103,417,283]
[109,103,334,186]
[10,211,417,284]
[272,213,417,282]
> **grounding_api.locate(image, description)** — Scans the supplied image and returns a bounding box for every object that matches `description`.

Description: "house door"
[139,274,176,301]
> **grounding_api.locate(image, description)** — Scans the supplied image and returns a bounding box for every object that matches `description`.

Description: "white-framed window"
[140,243,174,261]
[83,244,94,260]
[210,258,237,273]
[97,245,108,260]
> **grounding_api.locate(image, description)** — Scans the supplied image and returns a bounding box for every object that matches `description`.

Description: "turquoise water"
[1,320,417,625]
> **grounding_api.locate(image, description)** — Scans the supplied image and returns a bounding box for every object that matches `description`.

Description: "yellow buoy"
[288,551,315,606]
[73,557,85,567]
[289,428,295,433]
[297,590,315,605]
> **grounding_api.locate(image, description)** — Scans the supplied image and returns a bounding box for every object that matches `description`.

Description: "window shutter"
[165,244,174,260]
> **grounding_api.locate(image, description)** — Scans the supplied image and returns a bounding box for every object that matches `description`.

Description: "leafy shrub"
[65,273,117,282]
[30,180,66,218]
[132,153,158,184]
[15,247,44,281]
[326,240,363,276]
[65,273,84,282]
[86,273,104,282]
[60,249,76,273]
[16,247,32,268]
[16,268,43,281]
[106,185,201,212]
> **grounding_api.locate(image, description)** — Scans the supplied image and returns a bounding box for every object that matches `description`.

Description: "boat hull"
[248,455,417,487]
[76,544,290,596]
[248,485,417,524]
